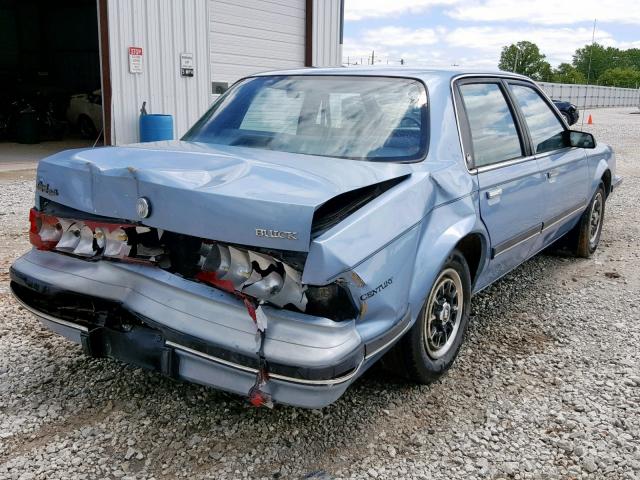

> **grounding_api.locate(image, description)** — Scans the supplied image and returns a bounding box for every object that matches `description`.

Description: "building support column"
[305,0,313,67]
[97,0,112,145]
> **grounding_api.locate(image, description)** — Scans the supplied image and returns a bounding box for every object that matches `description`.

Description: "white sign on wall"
[128,47,143,74]
[180,52,194,77]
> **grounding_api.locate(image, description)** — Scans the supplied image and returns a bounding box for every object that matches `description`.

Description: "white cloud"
[617,40,640,50]
[447,0,640,25]
[345,0,459,21]
[445,26,617,65]
[342,30,447,67]
[362,27,439,46]
[343,22,629,68]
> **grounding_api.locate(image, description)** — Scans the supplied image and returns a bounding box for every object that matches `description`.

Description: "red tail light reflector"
[29,208,62,250]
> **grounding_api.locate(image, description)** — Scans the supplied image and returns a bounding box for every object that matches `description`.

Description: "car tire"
[382,249,471,383]
[572,183,606,258]
[78,115,97,139]
[561,112,571,125]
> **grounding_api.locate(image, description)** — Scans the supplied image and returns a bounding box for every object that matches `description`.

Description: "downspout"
[97,0,112,145]
[305,0,313,67]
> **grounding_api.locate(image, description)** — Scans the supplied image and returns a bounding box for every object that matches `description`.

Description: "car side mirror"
[565,130,596,149]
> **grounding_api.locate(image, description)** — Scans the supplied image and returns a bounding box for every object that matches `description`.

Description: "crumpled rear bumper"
[10,250,411,408]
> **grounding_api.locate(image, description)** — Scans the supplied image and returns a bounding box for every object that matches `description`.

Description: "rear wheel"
[572,183,606,258]
[561,111,571,125]
[383,250,471,383]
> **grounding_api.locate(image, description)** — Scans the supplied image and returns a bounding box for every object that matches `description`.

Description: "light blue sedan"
[11,68,621,408]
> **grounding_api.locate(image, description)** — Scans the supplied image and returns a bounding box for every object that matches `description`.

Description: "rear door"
[455,78,546,289]
[506,82,589,250]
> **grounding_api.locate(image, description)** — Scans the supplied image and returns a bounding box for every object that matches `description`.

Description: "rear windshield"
[183,75,428,162]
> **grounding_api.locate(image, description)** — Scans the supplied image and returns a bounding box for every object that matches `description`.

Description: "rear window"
[183,75,428,162]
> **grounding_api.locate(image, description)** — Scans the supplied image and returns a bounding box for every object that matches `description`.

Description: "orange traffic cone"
[587,114,593,125]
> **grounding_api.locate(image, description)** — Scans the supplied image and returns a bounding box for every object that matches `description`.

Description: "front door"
[507,82,590,251]
[455,80,546,289]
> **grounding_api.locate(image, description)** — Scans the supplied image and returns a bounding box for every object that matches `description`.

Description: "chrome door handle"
[486,188,502,199]
[546,170,560,179]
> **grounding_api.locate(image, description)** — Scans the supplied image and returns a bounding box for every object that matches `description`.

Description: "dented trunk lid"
[36,141,412,252]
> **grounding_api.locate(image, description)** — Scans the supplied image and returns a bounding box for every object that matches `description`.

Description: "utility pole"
[371,50,375,65]
[580,19,597,130]
[513,47,519,73]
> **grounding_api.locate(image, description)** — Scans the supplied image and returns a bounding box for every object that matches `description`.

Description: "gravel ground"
[1,108,639,480]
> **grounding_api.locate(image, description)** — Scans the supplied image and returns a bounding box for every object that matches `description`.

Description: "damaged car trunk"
[11,73,432,408]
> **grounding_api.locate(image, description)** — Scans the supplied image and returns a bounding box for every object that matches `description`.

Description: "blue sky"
[343,0,640,68]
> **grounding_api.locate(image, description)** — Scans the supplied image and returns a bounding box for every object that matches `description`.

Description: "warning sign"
[128,47,143,74]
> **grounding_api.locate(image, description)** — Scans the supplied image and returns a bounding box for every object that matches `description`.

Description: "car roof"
[252,66,532,82]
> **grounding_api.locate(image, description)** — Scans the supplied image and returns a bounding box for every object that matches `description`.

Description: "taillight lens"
[29,208,133,258]
[197,242,308,311]
[29,208,62,250]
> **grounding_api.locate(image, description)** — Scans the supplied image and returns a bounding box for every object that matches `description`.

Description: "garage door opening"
[0,0,104,171]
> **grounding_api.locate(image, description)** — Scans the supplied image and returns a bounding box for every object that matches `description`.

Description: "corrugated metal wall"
[538,82,640,108]
[107,0,210,145]
[209,0,306,87]
[312,0,342,67]
[107,0,343,145]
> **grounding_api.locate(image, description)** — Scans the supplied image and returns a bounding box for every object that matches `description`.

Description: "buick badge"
[255,228,297,240]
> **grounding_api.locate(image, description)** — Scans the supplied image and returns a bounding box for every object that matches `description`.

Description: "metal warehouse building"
[0,0,343,146]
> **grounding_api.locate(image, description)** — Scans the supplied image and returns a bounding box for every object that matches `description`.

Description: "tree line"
[498,41,640,88]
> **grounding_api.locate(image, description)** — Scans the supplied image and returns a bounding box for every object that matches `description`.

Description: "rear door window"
[459,83,523,168]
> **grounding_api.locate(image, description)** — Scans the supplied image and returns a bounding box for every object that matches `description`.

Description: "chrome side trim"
[10,285,89,332]
[475,155,536,173]
[542,204,585,232]
[493,227,541,258]
[364,317,413,360]
[166,340,364,386]
[451,76,471,172]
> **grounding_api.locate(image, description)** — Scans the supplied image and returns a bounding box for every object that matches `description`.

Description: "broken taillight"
[29,208,134,258]
[29,208,62,250]
[196,242,309,311]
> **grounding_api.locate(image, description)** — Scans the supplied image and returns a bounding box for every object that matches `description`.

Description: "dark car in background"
[553,100,579,125]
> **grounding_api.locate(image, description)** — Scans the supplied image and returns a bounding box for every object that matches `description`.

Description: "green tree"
[552,63,586,83]
[598,67,640,88]
[621,48,640,70]
[499,41,553,80]
[572,43,621,81]
[538,62,554,82]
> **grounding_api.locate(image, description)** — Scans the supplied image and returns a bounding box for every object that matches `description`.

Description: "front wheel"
[383,250,471,383]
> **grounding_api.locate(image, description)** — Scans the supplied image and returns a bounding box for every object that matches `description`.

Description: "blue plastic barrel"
[139,114,174,142]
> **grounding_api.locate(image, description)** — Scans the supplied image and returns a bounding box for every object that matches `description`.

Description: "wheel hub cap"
[439,302,451,322]
[589,193,603,245]
[424,269,464,360]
